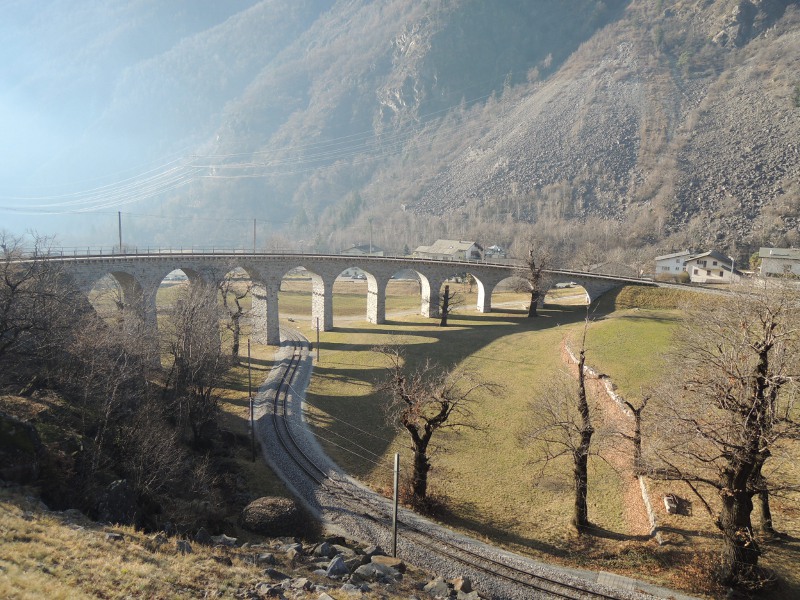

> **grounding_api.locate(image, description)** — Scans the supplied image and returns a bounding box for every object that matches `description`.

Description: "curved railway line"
[264,330,652,600]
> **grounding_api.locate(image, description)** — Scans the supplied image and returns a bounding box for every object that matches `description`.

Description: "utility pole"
[253,219,256,253]
[118,211,123,254]
[392,453,400,557]
[368,217,373,254]
[249,339,255,462]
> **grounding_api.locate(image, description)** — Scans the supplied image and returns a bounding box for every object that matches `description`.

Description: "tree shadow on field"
[433,500,575,560]
[586,524,651,543]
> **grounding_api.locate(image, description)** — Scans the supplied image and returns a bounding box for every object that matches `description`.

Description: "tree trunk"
[411,448,430,504]
[573,451,590,531]
[440,285,450,327]
[631,407,643,475]
[717,488,760,585]
[232,314,241,361]
[758,490,774,536]
[527,289,539,317]
[573,348,593,532]
[751,451,775,536]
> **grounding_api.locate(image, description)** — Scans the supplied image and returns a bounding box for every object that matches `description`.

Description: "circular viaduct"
[53,252,652,345]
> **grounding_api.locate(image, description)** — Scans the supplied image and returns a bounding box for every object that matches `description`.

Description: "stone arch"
[384,268,424,320]
[329,265,392,326]
[487,275,530,312]
[279,264,336,332]
[542,278,590,307]
[83,271,140,326]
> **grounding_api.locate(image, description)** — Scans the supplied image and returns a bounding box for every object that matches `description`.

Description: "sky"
[0,0,259,245]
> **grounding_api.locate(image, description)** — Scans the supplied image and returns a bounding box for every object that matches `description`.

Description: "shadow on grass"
[433,501,575,560]
[313,309,587,356]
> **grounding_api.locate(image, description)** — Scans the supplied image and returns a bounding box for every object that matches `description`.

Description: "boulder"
[176,540,192,554]
[424,577,452,598]
[451,576,472,593]
[351,562,400,583]
[371,555,405,573]
[362,544,385,558]
[325,555,350,578]
[211,533,237,547]
[339,583,366,595]
[239,497,312,536]
[264,568,290,581]
[291,577,313,591]
[0,412,42,483]
[313,541,335,558]
[332,544,357,558]
[194,528,212,545]
[344,557,363,573]
[285,547,302,563]
[256,552,277,565]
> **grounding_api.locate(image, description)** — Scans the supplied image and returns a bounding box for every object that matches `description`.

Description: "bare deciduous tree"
[521,317,598,532]
[439,284,463,327]
[620,394,650,475]
[218,270,252,361]
[376,346,490,507]
[515,239,551,318]
[648,282,800,589]
[162,283,231,446]
[0,232,78,376]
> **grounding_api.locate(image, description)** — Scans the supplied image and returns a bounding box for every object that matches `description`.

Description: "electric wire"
[1,87,510,215]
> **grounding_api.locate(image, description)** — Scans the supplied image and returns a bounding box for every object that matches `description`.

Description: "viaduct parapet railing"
[30,251,654,346]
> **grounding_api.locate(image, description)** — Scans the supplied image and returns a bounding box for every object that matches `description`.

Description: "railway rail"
[265,331,650,600]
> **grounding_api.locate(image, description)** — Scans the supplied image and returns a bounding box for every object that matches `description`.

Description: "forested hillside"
[3,0,799,262]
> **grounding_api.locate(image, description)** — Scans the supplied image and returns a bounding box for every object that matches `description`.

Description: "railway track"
[266,330,646,600]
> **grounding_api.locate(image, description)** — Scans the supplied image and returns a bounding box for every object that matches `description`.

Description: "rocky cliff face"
[189,0,799,252]
[401,0,800,249]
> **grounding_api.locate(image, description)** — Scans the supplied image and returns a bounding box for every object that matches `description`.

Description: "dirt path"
[560,341,652,539]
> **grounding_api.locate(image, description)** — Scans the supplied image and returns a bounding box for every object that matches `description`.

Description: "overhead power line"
[1,85,516,215]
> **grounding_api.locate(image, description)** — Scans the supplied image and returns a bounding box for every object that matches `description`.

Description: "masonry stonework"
[50,254,643,346]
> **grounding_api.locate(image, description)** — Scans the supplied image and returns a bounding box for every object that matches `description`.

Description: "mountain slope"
[3,0,799,257]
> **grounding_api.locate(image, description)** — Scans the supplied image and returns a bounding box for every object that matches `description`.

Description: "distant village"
[339,239,800,284]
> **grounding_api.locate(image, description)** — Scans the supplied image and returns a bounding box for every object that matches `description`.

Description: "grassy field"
[289,286,800,597]
[300,307,633,550]
[83,279,799,597]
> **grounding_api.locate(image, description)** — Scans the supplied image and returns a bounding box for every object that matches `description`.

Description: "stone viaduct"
[49,252,651,345]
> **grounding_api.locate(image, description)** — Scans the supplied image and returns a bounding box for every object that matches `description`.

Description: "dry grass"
[0,488,263,599]
[0,486,428,599]
[302,307,636,557]
[297,286,800,596]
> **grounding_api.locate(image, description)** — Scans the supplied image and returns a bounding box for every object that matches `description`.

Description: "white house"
[759,247,800,277]
[684,251,740,284]
[654,250,692,276]
[413,240,483,261]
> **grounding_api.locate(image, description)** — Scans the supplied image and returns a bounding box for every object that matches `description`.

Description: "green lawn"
[583,308,680,402]
[292,286,800,597]
[300,306,637,554]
